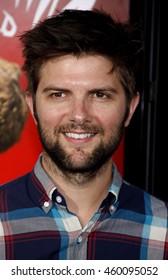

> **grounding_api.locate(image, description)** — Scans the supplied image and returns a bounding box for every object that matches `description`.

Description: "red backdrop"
[0,0,129,184]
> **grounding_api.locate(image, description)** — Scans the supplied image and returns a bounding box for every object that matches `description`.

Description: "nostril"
[70,99,91,124]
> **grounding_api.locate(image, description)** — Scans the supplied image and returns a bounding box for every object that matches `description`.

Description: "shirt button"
[56,196,62,203]
[44,201,50,208]
[109,205,115,213]
[77,236,83,243]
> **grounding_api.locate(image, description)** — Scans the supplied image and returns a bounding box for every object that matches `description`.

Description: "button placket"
[77,235,83,243]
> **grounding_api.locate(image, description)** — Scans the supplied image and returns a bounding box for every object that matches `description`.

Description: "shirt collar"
[34,153,55,200]
[108,163,123,203]
[33,153,123,212]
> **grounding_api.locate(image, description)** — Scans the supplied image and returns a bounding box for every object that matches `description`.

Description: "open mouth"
[65,132,95,139]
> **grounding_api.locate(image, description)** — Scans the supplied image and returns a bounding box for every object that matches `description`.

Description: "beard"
[35,116,125,183]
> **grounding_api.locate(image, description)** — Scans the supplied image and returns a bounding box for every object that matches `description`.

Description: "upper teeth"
[65,133,94,139]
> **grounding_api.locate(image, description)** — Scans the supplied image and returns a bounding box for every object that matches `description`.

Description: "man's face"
[26,55,139,174]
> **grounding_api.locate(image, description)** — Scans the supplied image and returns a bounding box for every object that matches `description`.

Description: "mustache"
[55,123,104,134]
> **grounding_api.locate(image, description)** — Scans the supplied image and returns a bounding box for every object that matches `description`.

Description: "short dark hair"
[20,9,142,101]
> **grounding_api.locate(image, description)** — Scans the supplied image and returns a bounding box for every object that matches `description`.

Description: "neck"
[42,152,113,227]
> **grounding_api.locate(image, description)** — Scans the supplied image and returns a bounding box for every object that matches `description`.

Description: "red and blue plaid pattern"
[0,155,167,260]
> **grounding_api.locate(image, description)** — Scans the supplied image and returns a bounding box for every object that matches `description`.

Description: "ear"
[25,91,37,124]
[124,92,140,127]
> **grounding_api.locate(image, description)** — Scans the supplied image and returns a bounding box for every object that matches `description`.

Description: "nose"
[69,96,91,124]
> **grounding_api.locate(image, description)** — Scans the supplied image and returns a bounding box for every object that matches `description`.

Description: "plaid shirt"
[0,155,168,260]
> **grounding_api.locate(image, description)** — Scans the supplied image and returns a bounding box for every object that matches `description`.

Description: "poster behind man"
[0,0,129,183]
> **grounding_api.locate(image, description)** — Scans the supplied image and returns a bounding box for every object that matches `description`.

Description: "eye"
[93,91,108,99]
[50,91,66,98]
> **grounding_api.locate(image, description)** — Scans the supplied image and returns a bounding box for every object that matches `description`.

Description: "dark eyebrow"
[42,86,70,93]
[41,86,118,95]
[88,87,118,94]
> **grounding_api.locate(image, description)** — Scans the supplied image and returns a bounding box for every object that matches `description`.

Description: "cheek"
[35,97,68,127]
[96,108,122,130]
[37,108,62,129]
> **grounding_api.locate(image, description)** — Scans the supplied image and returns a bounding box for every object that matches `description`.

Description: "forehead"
[41,54,113,72]
[38,55,122,87]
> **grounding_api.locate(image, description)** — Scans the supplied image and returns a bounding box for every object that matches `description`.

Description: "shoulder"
[143,191,168,218]
[0,172,32,193]
[0,172,35,213]
[120,180,168,217]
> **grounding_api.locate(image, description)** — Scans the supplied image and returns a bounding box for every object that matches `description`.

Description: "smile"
[65,132,95,139]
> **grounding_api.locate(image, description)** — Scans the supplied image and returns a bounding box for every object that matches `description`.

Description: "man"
[0,9,167,260]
